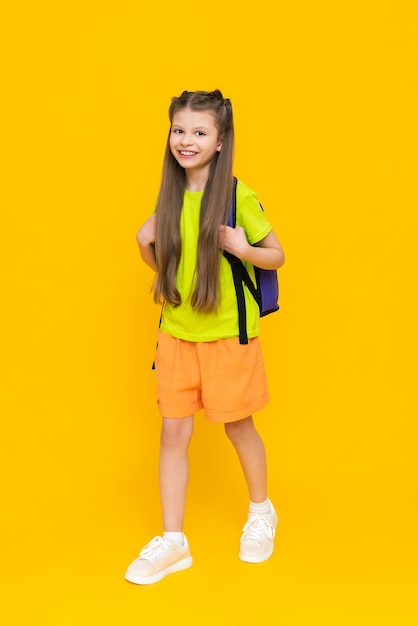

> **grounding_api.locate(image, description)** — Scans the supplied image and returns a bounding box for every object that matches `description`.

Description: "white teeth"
[180,151,196,156]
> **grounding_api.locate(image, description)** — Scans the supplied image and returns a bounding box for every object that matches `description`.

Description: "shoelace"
[139,536,174,562]
[242,515,275,543]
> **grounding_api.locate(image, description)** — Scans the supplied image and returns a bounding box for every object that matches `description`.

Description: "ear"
[217,135,225,152]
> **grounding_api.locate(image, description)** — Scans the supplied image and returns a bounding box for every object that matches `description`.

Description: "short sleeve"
[235,180,272,244]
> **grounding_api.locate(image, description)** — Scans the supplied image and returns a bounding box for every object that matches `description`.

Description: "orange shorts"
[154,331,270,423]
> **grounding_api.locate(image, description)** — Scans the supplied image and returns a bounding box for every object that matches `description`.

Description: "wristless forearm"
[139,242,157,271]
[241,245,284,270]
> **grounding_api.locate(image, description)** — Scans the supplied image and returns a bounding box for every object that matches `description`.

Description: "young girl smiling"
[125,89,285,585]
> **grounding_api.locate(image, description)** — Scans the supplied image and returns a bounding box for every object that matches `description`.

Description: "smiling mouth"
[179,151,197,156]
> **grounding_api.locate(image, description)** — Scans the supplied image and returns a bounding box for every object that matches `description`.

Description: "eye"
[172,128,183,134]
[196,131,206,136]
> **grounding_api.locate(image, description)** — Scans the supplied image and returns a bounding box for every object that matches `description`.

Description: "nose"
[180,133,193,146]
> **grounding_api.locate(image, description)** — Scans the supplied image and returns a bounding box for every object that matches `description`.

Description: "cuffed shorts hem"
[157,400,203,419]
[203,396,270,423]
[157,396,269,423]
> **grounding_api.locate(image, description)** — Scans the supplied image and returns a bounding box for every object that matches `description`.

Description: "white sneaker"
[239,505,278,563]
[125,536,192,585]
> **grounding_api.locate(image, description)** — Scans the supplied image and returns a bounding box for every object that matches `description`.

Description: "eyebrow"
[172,124,211,131]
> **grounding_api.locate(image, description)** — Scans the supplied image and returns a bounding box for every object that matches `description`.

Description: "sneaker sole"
[239,544,274,563]
[124,555,193,585]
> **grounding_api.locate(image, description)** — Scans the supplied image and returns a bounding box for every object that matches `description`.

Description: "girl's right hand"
[136,214,156,247]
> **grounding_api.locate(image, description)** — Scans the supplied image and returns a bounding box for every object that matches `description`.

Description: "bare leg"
[224,416,267,503]
[159,416,194,531]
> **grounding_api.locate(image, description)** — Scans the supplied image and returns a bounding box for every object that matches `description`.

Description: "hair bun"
[211,89,224,101]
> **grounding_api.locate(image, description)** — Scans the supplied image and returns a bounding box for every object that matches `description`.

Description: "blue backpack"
[223,177,279,344]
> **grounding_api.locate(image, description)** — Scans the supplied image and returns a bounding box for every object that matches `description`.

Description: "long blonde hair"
[153,89,234,312]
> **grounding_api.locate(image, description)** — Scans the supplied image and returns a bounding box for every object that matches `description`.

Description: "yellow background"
[1,1,417,624]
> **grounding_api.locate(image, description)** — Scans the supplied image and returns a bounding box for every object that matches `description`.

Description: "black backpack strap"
[235,262,261,309]
[223,177,260,344]
[225,253,250,344]
[151,308,163,369]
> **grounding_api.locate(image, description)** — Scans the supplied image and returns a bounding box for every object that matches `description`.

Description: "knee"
[161,416,194,450]
[224,416,254,445]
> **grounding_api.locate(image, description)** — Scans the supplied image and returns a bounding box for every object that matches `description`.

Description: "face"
[169,108,223,177]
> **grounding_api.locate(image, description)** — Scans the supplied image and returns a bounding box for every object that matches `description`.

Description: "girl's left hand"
[218,224,249,259]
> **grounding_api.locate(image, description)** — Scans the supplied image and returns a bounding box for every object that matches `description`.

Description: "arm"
[218,225,285,270]
[136,214,157,271]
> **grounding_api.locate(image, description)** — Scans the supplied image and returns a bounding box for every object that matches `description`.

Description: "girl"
[125,90,285,585]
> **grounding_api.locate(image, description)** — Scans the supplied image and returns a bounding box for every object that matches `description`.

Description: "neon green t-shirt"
[159,179,272,342]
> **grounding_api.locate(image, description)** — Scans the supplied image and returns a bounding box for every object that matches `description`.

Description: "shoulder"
[234,178,271,244]
[235,178,260,205]
[234,178,263,217]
